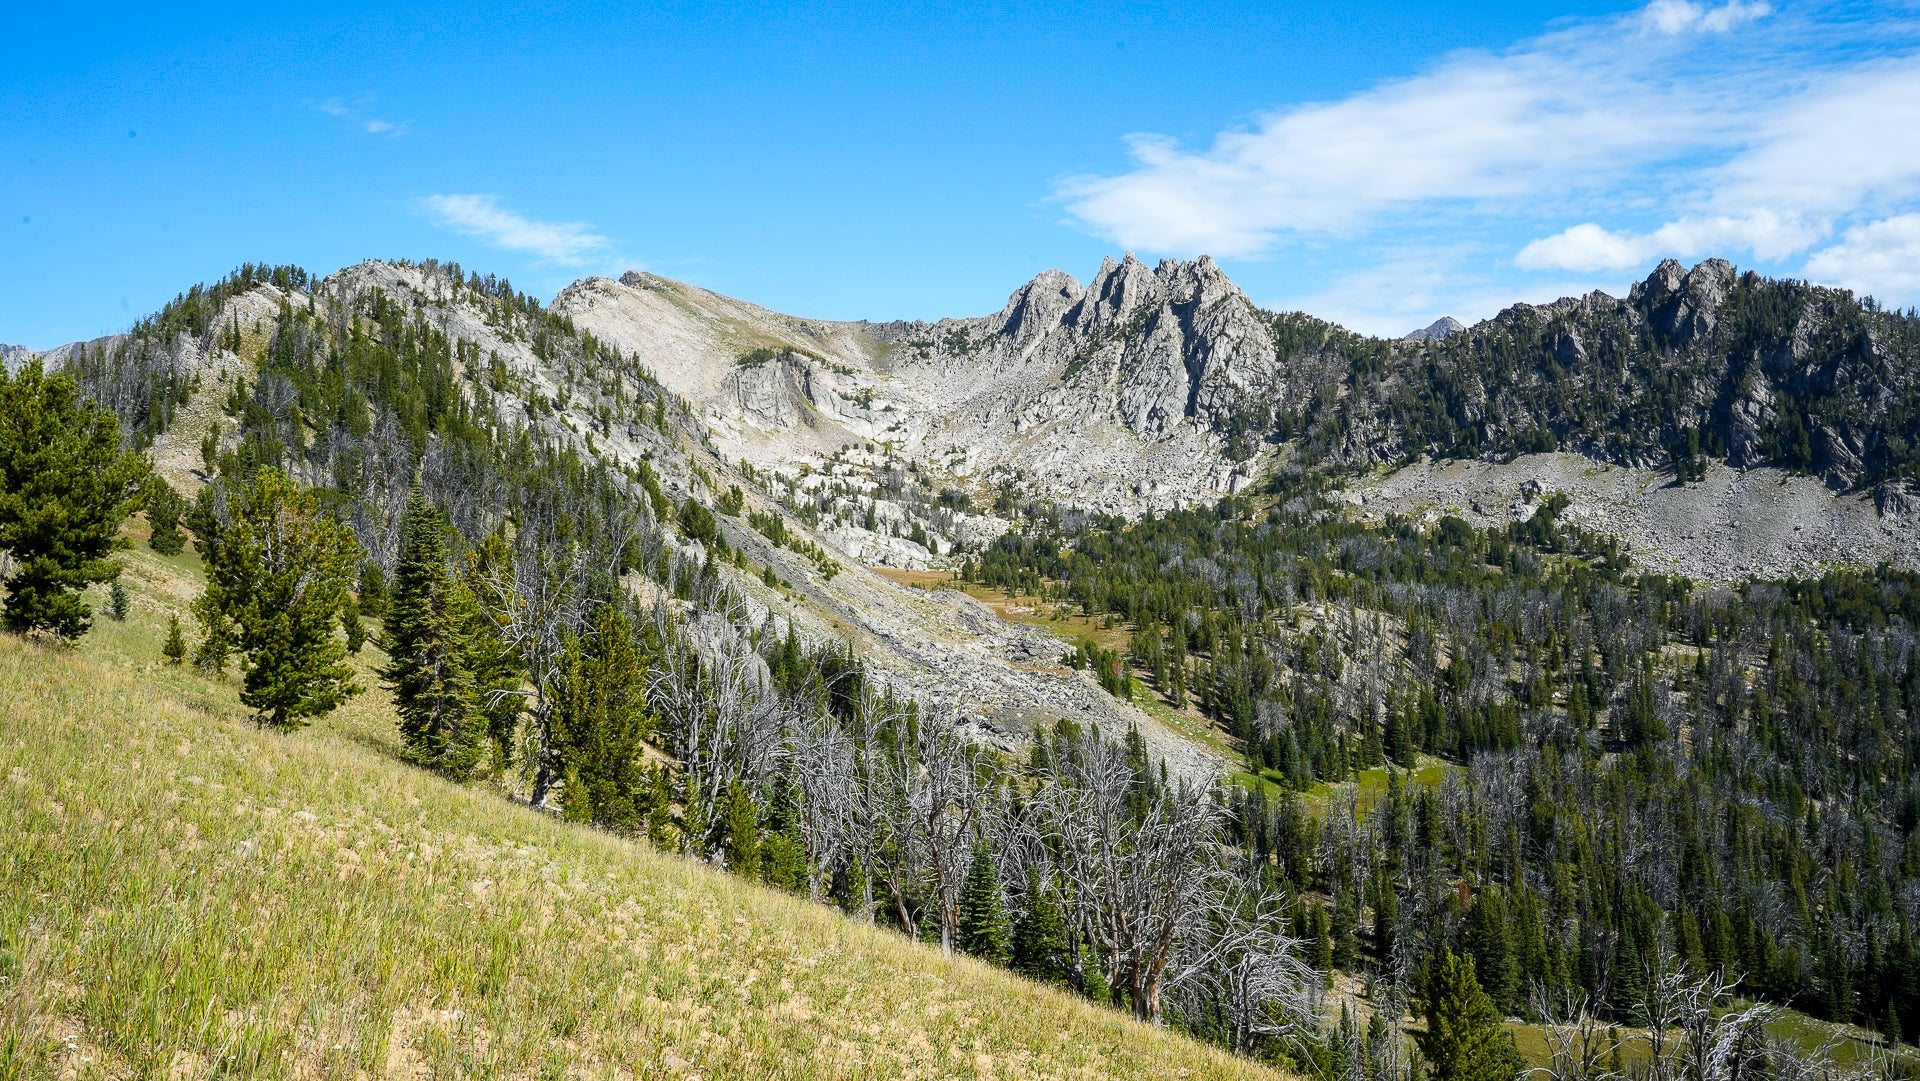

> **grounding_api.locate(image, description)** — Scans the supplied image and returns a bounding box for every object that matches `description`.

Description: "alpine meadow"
[10,3,1920,1079]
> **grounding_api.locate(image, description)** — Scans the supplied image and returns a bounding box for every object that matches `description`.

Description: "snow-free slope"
[0,541,1281,1081]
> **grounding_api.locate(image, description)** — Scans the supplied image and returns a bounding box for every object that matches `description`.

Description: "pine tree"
[1386,695,1414,766]
[107,580,129,621]
[552,606,653,827]
[343,601,366,655]
[199,423,220,474]
[162,613,186,665]
[382,488,487,779]
[145,477,187,556]
[759,771,809,891]
[645,764,678,850]
[191,467,363,729]
[1011,867,1066,981]
[1418,949,1525,1081]
[720,780,761,876]
[958,839,1011,964]
[1465,887,1517,1014]
[0,359,151,639]
[356,561,389,619]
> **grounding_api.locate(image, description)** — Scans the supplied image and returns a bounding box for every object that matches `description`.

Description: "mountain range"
[12,252,1920,1069]
[11,254,1919,575]
[6,253,1918,778]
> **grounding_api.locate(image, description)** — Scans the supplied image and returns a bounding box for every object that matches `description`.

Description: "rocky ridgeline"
[556,255,1920,583]
[10,254,1920,785]
[13,255,1920,682]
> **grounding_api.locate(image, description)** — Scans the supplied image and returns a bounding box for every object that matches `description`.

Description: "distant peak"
[1404,316,1466,341]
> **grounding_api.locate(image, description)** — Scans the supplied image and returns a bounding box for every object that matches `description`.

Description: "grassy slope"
[0,539,1281,1081]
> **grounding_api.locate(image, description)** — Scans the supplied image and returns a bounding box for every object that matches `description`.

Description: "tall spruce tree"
[1465,887,1516,1014]
[1011,867,1066,981]
[191,467,363,729]
[552,606,653,827]
[0,359,151,639]
[383,488,488,779]
[958,839,1011,964]
[1418,949,1525,1081]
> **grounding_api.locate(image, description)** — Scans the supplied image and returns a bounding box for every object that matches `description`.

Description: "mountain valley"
[8,251,1920,1075]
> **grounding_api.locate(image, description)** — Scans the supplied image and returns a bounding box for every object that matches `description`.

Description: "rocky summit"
[550,254,1920,578]
[1403,316,1466,340]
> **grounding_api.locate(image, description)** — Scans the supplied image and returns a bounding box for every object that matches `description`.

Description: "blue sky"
[5,1,1919,347]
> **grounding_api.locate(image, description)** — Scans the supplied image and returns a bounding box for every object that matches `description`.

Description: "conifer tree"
[0,359,151,639]
[382,488,487,778]
[162,613,186,665]
[1385,695,1414,766]
[552,606,653,826]
[191,467,363,729]
[720,780,761,875]
[759,771,809,890]
[343,601,366,655]
[1418,949,1525,1081]
[1011,868,1066,980]
[145,477,187,556]
[1465,887,1516,1014]
[645,764,678,850]
[356,561,389,619]
[958,839,1011,963]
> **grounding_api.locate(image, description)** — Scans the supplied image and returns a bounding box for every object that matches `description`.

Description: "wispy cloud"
[1057,1,1920,319]
[418,194,617,267]
[1642,0,1772,34]
[310,95,409,137]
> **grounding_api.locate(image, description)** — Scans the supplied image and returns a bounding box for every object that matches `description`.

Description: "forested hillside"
[967,488,1920,1046]
[5,257,1917,1081]
[1,262,1340,1072]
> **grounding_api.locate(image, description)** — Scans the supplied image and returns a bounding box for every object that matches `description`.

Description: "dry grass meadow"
[0,538,1283,1080]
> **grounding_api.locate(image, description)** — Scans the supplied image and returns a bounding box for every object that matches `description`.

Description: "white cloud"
[1271,244,1625,337]
[1058,0,1920,307]
[419,194,616,267]
[1058,3,1757,257]
[1805,214,1920,300]
[1516,211,1823,270]
[310,96,410,137]
[1642,0,1771,34]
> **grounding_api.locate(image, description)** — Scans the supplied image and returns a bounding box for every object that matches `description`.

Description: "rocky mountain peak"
[996,268,1085,342]
[1074,251,1161,333]
[1404,316,1466,341]
[1631,257,1738,348]
[1155,254,1243,311]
